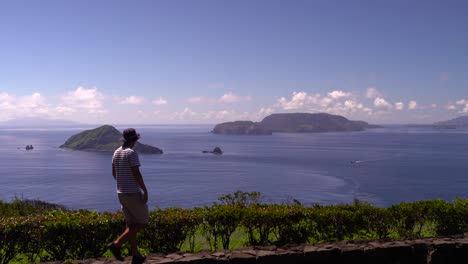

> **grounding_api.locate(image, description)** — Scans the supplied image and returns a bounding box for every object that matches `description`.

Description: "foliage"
[0,216,41,264]
[389,200,443,238]
[218,191,262,207]
[140,208,201,253]
[0,198,65,217]
[1,193,468,263]
[40,211,124,261]
[200,205,243,250]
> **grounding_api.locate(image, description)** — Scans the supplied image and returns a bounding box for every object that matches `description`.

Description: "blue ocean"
[1,125,467,211]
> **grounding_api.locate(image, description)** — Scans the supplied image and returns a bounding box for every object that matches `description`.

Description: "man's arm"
[131,166,148,204]
[112,163,116,179]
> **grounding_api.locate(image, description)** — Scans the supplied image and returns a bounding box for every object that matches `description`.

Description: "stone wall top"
[44,236,468,264]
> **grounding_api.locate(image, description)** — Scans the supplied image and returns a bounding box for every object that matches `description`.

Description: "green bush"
[200,204,243,250]
[2,194,468,264]
[311,204,368,241]
[389,200,444,238]
[40,211,124,261]
[0,216,41,264]
[140,208,201,253]
[242,204,277,245]
[0,199,65,217]
[270,205,311,245]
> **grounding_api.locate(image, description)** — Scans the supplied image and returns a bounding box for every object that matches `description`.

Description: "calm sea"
[0,125,467,211]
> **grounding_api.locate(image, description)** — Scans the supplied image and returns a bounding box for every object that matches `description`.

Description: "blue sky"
[0,0,467,124]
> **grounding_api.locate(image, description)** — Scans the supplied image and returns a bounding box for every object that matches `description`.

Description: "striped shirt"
[112,146,141,193]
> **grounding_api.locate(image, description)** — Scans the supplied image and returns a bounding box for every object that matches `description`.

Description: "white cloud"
[219,92,252,103]
[61,87,105,112]
[463,103,468,113]
[320,97,333,107]
[366,87,382,99]
[395,102,404,110]
[0,92,16,111]
[18,93,46,108]
[0,92,52,119]
[344,100,364,110]
[431,104,437,108]
[278,90,375,117]
[55,106,76,114]
[202,110,232,120]
[120,96,144,105]
[456,99,466,105]
[277,92,320,110]
[447,104,456,110]
[258,107,275,116]
[152,97,168,105]
[374,97,392,109]
[408,100,418,110]
[175,108,196,119]
[0,92,15,102]
[328,90,351,99]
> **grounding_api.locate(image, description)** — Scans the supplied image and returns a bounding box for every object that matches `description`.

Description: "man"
[107,128,149,264]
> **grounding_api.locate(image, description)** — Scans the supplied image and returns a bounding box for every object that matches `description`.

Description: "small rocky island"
[60,125,163,154]
[202,147,223,155]
[212,113,380,135]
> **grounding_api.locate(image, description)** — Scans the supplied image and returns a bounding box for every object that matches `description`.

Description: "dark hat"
[121,128,140,142]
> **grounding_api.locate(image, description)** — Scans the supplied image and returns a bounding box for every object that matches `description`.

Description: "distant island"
[60,125,163,154]
[0,117,83,128]
[433,115,468,128]
[212,113,381,135]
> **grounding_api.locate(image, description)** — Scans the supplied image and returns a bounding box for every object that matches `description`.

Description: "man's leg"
[128,223,145,256]
[114,223,133,246]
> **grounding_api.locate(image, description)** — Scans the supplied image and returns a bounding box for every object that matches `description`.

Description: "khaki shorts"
[118,193,149,225]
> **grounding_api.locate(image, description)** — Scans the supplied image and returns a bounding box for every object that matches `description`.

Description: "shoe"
[132,254,146,264]
[106,242,124,261]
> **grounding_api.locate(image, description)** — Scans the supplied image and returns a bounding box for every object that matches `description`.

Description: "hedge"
[1,193,468,263]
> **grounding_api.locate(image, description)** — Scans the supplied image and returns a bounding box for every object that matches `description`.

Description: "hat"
[121,128,140,142]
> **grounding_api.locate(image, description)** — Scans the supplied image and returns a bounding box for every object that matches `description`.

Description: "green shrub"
[2,194,468,264]
[390,200,443,238]
[359,205,393,239]
[242,204,277,245]
[269,205,311,245]
[140,208,201,253]
[200,205,243,250]
[0,199,65,217]
[41,211,124,261]
[0,216,41,264]
[311,204,366,241]
[218,191,262,207]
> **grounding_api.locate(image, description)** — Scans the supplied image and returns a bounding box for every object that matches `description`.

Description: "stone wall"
[45,236,468,264]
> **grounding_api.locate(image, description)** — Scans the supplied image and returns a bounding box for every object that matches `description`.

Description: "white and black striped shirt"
[112,146,141,193]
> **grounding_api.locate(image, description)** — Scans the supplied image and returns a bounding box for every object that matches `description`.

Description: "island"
[212,113,381,135]
[433,115,468,128]
[202,147,223,155]
[60,125,163,154]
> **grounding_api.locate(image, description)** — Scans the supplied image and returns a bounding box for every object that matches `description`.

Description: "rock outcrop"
[60,125,163,154]
[202,147,223,155]
[213,113,380,135]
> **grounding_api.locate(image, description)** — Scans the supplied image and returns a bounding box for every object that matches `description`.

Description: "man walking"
[107,128,149,264]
